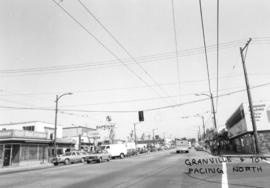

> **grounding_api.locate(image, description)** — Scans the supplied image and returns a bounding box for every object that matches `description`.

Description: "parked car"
[101,144,127,159]
[195,145,204,151]
[138,147,148,154]
[126,149,138,157]
[79,151,90,162]
[86,150,111,163]
[52,151,86,166]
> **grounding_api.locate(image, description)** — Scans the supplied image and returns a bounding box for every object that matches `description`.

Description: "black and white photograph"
[0,0,270,187]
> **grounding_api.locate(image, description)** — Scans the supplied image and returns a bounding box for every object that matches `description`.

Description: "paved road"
[0,149,269,188]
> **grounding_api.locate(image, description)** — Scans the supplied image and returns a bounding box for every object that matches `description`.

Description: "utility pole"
[152,128,157,146]
[54,92,72,157]
[198,126,201,142]
[134,123,137,149]
[54,95,58,157]
[240,38,260,154]
[201,116,205,139]
[210,93,218,130]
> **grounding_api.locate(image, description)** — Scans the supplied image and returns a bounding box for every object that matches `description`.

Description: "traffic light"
[138,111,144,122]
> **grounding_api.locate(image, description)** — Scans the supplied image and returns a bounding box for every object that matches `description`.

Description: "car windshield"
[63,152,71,156]
[100,146,106,150]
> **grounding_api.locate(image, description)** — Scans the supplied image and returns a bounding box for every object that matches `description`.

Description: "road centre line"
[222,158,229,188]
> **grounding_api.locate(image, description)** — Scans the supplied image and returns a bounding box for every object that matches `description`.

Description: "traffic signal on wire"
[138,111,144,122]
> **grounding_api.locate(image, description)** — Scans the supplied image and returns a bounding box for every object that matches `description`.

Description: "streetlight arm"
[56,92,73,102]
[54,92,72,157]
[195,93,210,97]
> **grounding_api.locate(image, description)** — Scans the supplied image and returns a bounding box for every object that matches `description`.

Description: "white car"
[52,151,86,165]
[101,144,127,159]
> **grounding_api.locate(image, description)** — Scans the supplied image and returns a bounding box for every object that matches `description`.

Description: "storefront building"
[226,103,270,154]
[0,129,50,167]
[0,122,75,167]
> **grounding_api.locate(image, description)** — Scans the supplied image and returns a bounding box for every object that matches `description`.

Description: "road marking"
[263,159,270,164]
[222,158,229,188]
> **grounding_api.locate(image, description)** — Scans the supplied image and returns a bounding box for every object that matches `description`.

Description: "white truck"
[175,139,189,153]
[102,144,127,159]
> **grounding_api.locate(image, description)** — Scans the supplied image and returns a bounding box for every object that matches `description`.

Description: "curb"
[0,164,54,175]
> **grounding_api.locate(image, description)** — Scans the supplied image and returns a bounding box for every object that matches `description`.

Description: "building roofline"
[63,126,95,130]
[0,121,54,126]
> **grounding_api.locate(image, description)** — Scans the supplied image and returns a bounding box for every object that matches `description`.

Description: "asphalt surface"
[0,149,269,188]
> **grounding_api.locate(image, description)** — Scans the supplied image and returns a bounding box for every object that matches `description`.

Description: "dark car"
[126,149,138,157]
[86,150,111,163]
[195,145,204,151]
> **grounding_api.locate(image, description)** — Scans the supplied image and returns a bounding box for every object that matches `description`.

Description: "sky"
[0,0,270,140]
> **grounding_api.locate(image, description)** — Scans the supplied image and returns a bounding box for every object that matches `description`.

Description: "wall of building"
[258,131,270,154]
[63,127,96,138]
[0,122,62,139]
[63,127,81,137]
[242,103,270,132]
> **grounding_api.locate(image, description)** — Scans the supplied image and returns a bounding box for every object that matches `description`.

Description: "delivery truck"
[175,139,189,153]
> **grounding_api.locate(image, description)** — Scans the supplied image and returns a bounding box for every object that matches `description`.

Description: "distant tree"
[106,115,112,122]
[109,128,115,144]
[188,138,196,144]
[130,130,134,141]
[141,133,145,141]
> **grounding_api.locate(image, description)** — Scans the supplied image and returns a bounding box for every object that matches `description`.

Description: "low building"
[226,103,270,154]
[63,126,96,150]
[0,121,75,167]
[0,121,63,139]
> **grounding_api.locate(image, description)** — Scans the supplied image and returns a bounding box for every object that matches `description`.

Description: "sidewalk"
[0,162,53,175]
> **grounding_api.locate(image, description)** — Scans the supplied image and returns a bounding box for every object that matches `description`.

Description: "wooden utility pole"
[240,38,260,154]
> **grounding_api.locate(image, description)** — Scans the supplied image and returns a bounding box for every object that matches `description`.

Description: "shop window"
[38,145,48,161]
[21,145,29,160]
[12,145,20,163]
[29,145,38,160]
[38,145,44,160]
[0,145,3,161]
[21,144,39,161]
[23,126,35,131]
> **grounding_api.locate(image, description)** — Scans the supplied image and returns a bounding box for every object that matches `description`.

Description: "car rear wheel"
[64,159,70,165]
[120,153,125,159]
[81,158,85,163]
[53,162,58,166]
[98,157,102,163]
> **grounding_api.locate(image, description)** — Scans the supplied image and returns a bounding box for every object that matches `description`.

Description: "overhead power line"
[77,0,173,104]
[198,0,213,99]
[0,38,267,76]
[0,84,259,108]
[51,0,169,104]
[216,0,220,113]
[144,81,270,112]
[1,81,270,113]
[171,0,181,103]
[1,73,267,97]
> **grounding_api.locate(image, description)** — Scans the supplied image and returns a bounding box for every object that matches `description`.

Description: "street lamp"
[180,113,206,140]
[152,128,158,145]
[195,93,217,130]
[194,114,205,140]
[133,122,140,149]
[54,92,73,157]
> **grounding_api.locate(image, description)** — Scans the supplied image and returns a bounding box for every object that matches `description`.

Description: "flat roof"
[0,121,52,126]
[63,126,95,130]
